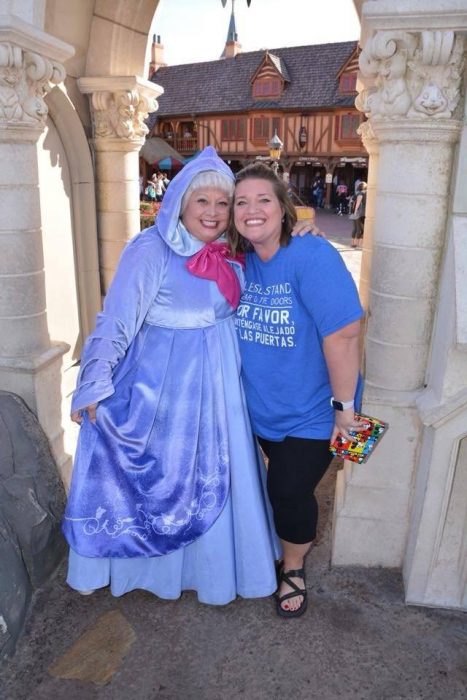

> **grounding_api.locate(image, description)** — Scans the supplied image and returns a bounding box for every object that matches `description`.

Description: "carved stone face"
[415,83,448,115]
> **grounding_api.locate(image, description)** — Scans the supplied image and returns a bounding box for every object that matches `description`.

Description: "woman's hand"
[331,408,367,444]
[291,220,326,238]
[71,403,98,424]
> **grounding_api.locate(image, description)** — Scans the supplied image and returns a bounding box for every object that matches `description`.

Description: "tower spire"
[221,0,241,59]
[226,0,238,43]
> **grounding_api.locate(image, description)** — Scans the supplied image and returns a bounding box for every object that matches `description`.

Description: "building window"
[335,113,361,140]
[253,78,281,98]
[221,118,246,141]
[251,117,281,141]
[160,123,174,140]
[339,73,357,93]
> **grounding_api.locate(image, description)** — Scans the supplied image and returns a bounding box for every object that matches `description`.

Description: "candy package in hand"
[330,413,388,464]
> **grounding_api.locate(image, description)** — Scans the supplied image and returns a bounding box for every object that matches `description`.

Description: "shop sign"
[340,157,368,164]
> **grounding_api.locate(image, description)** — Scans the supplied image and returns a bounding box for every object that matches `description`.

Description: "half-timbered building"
[145,35,368,205]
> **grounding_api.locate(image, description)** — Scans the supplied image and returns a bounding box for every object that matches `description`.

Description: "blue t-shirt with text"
[236,236,364,440]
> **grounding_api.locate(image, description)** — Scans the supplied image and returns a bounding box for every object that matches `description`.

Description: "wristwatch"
[330,397,354,411]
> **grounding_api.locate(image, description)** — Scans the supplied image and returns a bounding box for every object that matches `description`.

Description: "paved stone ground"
[1,213,466,700]
[1,460,466,700]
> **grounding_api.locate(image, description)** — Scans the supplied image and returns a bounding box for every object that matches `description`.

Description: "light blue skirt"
[68,448,280,605]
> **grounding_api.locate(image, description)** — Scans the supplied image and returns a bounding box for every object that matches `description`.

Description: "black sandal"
[275,567,307,618]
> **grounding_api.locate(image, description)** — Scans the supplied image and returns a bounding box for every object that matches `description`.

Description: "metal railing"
[163,136,198,153]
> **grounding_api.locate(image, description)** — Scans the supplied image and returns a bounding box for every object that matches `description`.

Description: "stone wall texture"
[0,392,66,659]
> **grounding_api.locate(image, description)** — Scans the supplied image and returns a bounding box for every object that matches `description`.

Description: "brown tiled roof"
[149,40,357,121]
[268,53,291,82]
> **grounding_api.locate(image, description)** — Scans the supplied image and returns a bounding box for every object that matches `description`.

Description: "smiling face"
[233,178,284,256]
[181,187,230,243]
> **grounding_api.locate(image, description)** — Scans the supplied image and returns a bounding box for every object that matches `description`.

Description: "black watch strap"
[330,397,354,411]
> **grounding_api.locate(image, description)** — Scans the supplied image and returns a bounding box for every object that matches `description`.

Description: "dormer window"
[339,72,357,94]
[253,77,282,98]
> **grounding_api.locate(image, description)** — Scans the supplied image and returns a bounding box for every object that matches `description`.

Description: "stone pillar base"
[332,397,421,568]
[403,389,467,610]
[0,342,71,480]
[333,470,408,568]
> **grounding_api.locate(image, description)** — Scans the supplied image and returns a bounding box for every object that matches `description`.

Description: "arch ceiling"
[86,0,161,77]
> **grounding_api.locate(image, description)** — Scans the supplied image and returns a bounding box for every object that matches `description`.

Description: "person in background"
[311,175,324,209]
[351,181,367,249]
[335,181,348,215]
[151,172,166,202]
[62,147,280,605]
[229,162,364,618]
[144,179,156,203]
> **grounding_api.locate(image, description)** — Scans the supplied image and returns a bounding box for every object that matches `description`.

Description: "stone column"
[78,77,163,292]
[332,28,465,567]
[356,121,379,312]
[0,16,74,468]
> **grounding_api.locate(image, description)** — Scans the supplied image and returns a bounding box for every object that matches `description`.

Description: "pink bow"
[186,242,245,309]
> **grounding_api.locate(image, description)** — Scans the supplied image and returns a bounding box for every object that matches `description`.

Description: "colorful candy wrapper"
[330,413,388,464]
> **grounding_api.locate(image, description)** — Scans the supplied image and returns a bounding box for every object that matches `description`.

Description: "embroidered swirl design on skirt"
[65,474,221,541]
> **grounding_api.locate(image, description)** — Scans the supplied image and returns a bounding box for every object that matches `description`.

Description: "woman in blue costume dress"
[63,147,280,605]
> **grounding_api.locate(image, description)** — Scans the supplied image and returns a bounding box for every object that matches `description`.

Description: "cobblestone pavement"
[1,213,466,700]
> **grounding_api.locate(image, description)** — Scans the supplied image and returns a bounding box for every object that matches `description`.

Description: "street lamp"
[268,130,283,175]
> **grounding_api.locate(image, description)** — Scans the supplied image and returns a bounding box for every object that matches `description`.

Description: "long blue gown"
[63,148,279,604]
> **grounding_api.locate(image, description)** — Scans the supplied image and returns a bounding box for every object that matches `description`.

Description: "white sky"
[151,0,361,66]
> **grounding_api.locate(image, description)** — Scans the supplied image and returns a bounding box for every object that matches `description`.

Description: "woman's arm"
[71,232,166,418]
[323,319,364,442]
[294,239,365,441]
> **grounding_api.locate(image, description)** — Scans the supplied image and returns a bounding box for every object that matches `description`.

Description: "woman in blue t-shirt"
[229,163,365,618]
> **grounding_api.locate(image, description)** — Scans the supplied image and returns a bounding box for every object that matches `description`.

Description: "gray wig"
[180,170,234,213]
